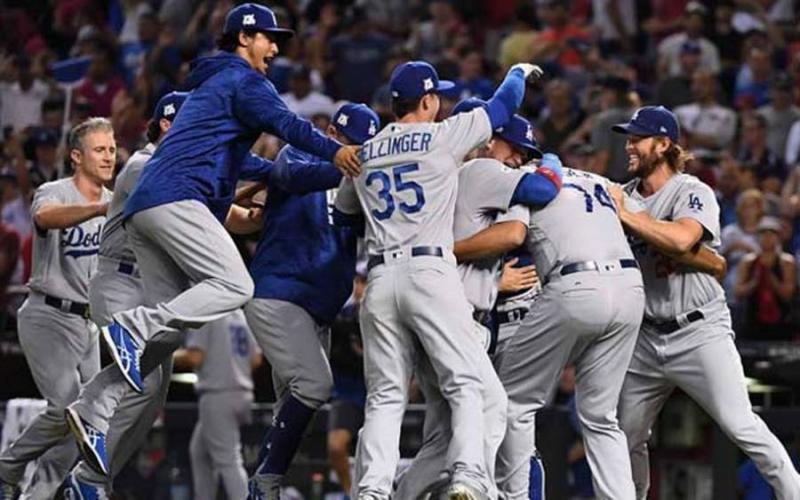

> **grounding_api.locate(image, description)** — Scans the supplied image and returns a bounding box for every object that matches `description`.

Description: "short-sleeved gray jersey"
[527,167,635,278]
[454,158,528,311]
[335,108,492,255]
[186,309,258,393]
[100,144,154,262]
[623,173,725,320]
[27,178,112,302]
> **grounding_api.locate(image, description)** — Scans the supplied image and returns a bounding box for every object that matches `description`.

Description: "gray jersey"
[100,144,154,262]
[454,158,528,311]
[335,108,492,254]
[186,309,259,393]
[527,167,635,278]
[27,178,112,302]
[623,173,724,320]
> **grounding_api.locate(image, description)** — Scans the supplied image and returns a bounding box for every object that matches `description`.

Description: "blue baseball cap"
[390,61,455,101]
[31,127,59,147]
[153,91,189,122]
[612,106,680,142]
[332,103,381,145]
[451,97,487,116]
[496,115,543,159]
[223,3,294,39]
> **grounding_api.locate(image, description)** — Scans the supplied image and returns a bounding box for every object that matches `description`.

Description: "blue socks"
[256,394,317,476]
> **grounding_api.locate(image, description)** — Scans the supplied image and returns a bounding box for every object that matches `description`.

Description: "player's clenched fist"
[334,145,361,177]
[510,63,544,81]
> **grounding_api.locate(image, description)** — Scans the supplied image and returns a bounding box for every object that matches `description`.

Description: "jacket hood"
[183,52,254,90]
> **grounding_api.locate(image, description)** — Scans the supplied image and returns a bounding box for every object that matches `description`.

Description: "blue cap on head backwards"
[332,103,381,145]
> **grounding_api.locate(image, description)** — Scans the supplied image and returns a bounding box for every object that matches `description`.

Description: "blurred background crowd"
[1,0,800,498]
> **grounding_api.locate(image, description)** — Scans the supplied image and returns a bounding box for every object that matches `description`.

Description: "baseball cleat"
[100,322,144,393]
[247,473,281,500]
[64,473,108,500]
[65,407,109,476]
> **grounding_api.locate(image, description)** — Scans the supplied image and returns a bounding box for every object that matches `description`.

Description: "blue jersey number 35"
[366,163,426,220]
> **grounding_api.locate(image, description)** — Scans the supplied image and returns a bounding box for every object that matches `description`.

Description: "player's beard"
[630,144,661,179]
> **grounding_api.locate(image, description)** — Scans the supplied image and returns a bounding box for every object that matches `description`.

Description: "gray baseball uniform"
[395,158,528,500]
[188,309,257,500]
[495,167,645,500]
[335,107,494,497]
[69,144,178,488]
[0,178,109,499]
[618,173,800,500]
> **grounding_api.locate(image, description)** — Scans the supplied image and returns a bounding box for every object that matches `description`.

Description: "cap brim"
[435,80,456,92]
[262,28,295,39]
[611,123,653,137]
[497,131,543,159]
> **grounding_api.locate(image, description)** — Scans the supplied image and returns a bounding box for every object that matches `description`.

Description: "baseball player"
[174,309,261,500]
[333,60,541,499]
[610,106,800,499]
[394,101,563,500]
[0,118,114,500]
[73,5,360,474]
[246,103,379,498]
[60,92,187,498]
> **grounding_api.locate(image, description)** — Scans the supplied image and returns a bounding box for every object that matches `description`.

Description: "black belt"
[559,259,639,277]
[44,294,90,318]
[367,246,444,271]
[643,310,705,335]
[117,261,136,276]
[497,307,527,325]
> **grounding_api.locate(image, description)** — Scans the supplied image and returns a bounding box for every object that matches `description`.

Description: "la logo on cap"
[368,121,377,136]
[631,108,641,122]
[526,124,533,141]
[337,114,349,126]
[243,14,256,25]
[163,103,176,117]
[423,78,433,91]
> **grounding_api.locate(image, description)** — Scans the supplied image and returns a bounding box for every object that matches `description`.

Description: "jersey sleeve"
[31,182,65,235]
[269,146,342,194]
[334,177,361,215]
[672,180,720,243]
[463,161,527,211]
[496,203,530,225]
[437,108,493,162]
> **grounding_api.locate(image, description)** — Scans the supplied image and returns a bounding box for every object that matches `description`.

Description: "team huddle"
[1,2,799,500]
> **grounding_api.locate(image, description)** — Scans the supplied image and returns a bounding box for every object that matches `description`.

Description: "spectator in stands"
[658,2,721,77]
[717,154,743,229]
[655,40,702,110]
[735,46,774,110]
[452,48,494,101]
[27,128,61,188]
[589,75,634,182]
[780,166,800,258]
[0,185,19,330]
[739,112,787,194]
[735,216,797,340]
[722,189,765,317]
[591,0,637,59]
[406,0,468,66]
[119,10,159,86]
[758,73,800,160]
[534,0,591,69]
[0,54,50,133]
[76,40,127,118]
[497,4,541,71]
[535,79,585,155]
[328,6,391,103]
[280,66,337,120]
[675,69,737,157]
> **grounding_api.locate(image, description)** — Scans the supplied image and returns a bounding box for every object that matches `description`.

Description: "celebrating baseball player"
[62,92,187,498]
[0,118,114,499]
[610,106,800,499]
[246,103,379,498]
[395,99,564,500]
[334,60,542,499]
[71,3,359,472]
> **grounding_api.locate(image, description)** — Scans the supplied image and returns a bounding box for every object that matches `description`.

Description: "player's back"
[353,108,491,255]
[527,167,634,278]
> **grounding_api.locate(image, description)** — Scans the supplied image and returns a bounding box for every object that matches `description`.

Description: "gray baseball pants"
[354,252,488,498]
[0,294,99,499]
[619,307,800,500]
[190,390,252,500]
[243,299,332,413]
[495,269,644,500]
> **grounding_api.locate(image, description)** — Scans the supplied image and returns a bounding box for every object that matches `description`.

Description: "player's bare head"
[389,61,453,122]
[219,3,293,74]
[68,117,116,183]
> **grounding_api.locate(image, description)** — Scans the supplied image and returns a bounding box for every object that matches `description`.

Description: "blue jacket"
[124,52,341,222]
[250,145,358,324]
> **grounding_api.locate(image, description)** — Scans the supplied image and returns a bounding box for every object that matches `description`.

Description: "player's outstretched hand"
[498,258,538,293]
[510,63,544,82]
[335,145,362,177]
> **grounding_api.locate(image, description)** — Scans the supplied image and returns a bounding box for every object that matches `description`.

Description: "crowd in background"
[2,0,800,343]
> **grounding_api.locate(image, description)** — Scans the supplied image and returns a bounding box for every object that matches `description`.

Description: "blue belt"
[367,246,444,272]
